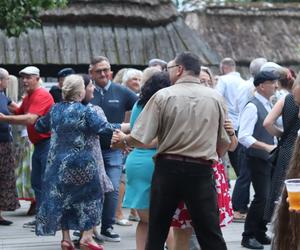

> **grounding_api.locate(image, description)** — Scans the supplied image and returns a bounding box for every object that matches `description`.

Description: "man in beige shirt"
[112,52,230,250]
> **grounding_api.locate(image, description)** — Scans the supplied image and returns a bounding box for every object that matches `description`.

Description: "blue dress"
[123,102,156,209]
[35,102,114,235]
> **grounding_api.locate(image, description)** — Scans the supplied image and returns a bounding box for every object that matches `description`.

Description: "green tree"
[0,0,67,37]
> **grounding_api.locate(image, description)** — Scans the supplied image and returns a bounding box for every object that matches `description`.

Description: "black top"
[0,92,12,142]
[281,94,300,147]
[49,86,62,103]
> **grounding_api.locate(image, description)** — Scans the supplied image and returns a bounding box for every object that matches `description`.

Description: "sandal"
[115,218,132,226]
[61,240,75,250]
[80,241,104,250]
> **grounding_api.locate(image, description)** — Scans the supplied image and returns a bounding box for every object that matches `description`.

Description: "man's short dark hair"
[90,56,110,66]
[175,52,201,76]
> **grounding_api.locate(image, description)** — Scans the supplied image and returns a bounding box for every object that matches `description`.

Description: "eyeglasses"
[200,79,213,86]
[166,65,179,71]
[94,68,110,74]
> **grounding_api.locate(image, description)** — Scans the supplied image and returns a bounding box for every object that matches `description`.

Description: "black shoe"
[101,227,121,242]
[241,237,264,249]
[0,219,13,226]
[256,235,271,245]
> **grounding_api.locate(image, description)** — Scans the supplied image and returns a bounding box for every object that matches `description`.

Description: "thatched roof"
[0,0,219,69]
[183,2,300,73]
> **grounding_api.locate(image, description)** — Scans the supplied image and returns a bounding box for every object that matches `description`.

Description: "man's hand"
[0,112,7,121]
[111,129,131,153]
[111,129,126,145]
[265,144,277,153]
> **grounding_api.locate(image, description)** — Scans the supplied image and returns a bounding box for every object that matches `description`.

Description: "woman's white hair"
[62,74,85,101]
[122,68,142,86]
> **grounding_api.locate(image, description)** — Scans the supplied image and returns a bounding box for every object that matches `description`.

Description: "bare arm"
[8,101,19,113]
[111,130,157,149]
[263,98,284,137]
[120,123,131,134]
[224,119,238,152]
[216,143,230,158]
[0,113,38,125]
[123,111,131,123]
[250,140,276,153]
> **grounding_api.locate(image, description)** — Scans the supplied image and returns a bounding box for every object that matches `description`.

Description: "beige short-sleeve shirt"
[131,75,230,161]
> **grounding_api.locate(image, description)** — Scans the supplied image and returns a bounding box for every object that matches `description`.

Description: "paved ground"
[0,178,272,250]
[0,200,271,250]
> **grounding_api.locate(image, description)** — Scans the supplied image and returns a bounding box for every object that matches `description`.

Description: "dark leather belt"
[158,154,212,165]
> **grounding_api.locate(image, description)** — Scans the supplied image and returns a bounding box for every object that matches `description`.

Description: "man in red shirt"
[0,66,54,221]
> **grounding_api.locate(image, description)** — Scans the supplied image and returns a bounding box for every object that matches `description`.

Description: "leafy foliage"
[0,0,67,37]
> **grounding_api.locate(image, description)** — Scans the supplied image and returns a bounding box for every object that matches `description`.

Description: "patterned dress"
[35,102,114,235]
[264,94,300,222]
[0,142,20,211]
[171,161,233,228]
[13,125,34,201]
[0,92,20,211]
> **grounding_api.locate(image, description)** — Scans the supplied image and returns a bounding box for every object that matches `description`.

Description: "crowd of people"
[0,51,300,250]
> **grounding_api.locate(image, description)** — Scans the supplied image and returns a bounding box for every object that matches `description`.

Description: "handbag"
[268,145,280,166]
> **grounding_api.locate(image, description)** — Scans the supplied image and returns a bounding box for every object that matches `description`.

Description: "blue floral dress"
[35,102,114,235]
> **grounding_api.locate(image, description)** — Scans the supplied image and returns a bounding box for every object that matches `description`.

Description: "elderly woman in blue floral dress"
[35,74,117,250]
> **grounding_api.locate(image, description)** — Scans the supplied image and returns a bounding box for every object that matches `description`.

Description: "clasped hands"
[111,129,132,153]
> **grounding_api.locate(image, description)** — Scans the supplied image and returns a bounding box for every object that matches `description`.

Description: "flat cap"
[57,68,75,78]
[254,70,280,87]
[19,66,40,76]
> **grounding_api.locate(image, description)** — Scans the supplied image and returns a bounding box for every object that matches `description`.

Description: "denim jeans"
[31,139,50,211]
[101,149,123,231]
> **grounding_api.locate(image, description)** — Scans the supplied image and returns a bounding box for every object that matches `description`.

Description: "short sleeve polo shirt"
[91,82,138,123]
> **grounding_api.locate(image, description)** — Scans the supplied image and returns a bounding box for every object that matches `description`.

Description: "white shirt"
[235,77,255,115]
[238,92,273,148]
[216,71,246,130]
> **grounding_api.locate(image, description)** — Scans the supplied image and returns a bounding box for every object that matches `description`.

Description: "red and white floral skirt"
[171,161,233,229]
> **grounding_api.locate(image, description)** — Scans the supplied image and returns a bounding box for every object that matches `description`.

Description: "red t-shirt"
[15,87,54,144]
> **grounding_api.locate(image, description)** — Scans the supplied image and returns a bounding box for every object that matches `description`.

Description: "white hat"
[260,62,283,73]
[19,66,40,76]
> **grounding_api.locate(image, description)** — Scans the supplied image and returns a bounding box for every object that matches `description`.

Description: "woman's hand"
[224,119,235,136]
[224,119,238,152]
[111,129,126,145]
[111,129,131,153]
